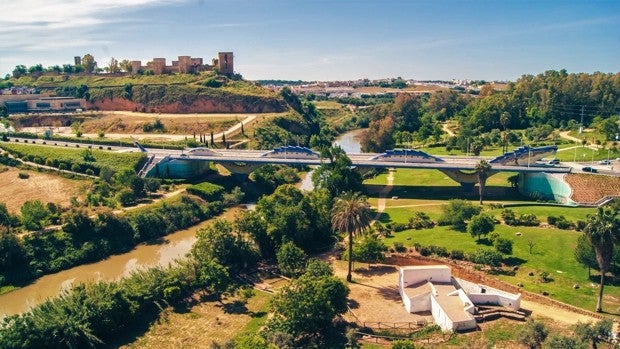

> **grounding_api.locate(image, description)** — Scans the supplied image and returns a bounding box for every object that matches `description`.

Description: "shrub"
[17,172,29,179]
[450,249,465,260]
[429,245,449,257]
[467,248,503,267]
[494,237,513,255]
[391,222,408,232]
[548,215,573,230]
[408,211,435,229]
[393,242,407,253]
[418,246,431,257]
[186,182,225,201]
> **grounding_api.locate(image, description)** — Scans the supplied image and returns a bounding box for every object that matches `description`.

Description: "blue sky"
[0,0,618,81]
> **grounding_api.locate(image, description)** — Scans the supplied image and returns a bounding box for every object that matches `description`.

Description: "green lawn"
[555,145,620,163]
[383,221,619,313]
[0,142,146,172]
[364,167,619,314]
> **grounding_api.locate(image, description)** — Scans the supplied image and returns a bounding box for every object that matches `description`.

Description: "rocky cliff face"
[89,96,286,114]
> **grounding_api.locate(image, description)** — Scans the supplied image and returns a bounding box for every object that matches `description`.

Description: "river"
[1,129,365,317]
[298,128,365,191]
[0,208,241,317]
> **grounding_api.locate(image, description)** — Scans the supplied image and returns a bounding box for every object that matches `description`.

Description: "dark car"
[547,158,560,165]
[582,166,598,173]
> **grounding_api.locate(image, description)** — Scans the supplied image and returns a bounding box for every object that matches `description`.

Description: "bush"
[418,246,431,256]
[548,215,573,230]
[390,222,408,232]
[503,209,540,226]
[450,249,465,260]
[428,245,449,257]
[467,248,503,267]
[17,172,29,179]
[393,242,407,253]
[186,181,225,201]
[494,237,513,255]
[408,211,435,229]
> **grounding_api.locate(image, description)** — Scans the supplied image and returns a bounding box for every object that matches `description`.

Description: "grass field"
[364,167,619,314]
[555,145,620,163]
[0,142,146,172]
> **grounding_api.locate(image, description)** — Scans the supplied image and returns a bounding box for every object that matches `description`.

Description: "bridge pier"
[219,162,263,175]
[439,169,499,192]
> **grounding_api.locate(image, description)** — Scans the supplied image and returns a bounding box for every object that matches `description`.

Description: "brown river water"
[0,208,241,317]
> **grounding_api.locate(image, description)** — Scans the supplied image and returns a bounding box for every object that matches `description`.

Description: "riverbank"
[0,207,242,317]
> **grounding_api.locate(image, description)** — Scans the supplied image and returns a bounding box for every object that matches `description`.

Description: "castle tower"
[130,60,142,75]
[74,56,81,66]
[217,52,234,76]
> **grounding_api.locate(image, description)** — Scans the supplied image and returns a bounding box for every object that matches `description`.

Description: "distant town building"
[1,96,85,114]
[129,52,234,76]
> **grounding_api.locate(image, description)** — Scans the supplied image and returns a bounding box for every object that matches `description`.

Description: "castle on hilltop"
[128,52,233,76]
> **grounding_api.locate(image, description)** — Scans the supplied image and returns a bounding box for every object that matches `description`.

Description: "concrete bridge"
[138,145,570,189]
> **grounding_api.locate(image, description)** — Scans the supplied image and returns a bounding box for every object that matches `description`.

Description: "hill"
[6,72,287,114]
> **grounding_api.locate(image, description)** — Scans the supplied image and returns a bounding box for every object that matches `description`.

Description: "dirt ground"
[328,256,603,328]
[0,166,83,212]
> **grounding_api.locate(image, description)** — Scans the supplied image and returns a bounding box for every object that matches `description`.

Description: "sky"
[0,0,618,81]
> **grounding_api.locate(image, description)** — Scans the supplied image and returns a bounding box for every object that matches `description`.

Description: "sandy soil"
[0,167,83,212]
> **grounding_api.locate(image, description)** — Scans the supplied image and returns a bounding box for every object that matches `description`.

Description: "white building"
[399,265,521,332]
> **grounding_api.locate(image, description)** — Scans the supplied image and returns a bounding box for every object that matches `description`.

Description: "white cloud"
[0,0,185,51]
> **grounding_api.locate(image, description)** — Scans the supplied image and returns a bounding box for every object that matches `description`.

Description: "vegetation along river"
[0,208,240,317]
[0,129,365,317]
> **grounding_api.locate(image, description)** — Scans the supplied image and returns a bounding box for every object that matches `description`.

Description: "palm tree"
[583,206,620,312]
[331,191,372,282]
[475,160,492,205]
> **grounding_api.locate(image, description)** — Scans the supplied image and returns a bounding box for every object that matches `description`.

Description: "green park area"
[365,168,620,314]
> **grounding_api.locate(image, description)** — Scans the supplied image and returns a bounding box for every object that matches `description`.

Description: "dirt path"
[373,170,394,220]
[520,300,599,325]
[559,130,602,149]
[441,123,455,137]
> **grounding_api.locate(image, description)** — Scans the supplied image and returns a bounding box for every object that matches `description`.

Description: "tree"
[81,54,96,73]
[191,219,257,273]
[574,234,598,278]
[573,319,613,349]
[12,65,26,78]
[264,260,349,343]
[312,146,363,197]
[468,213,495,242]
[517,319,548,349]
[475,160,492,204]
[544,335,585,349]
[331,191,372,282]
[107,57,119,73]
[0,203,12,233]
[20,200,50,231]
[348,232,387,265]
[276,241,307,278]
[582,206,620,312]
[118,59,132,73]
[438,199,481,231]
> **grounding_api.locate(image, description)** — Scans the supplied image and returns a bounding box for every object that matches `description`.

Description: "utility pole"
[579,105,584,134]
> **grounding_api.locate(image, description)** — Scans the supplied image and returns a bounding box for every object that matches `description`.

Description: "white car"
[599,160,611,165]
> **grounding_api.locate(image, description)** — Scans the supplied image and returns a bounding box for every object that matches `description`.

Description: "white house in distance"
[399,265,521,332]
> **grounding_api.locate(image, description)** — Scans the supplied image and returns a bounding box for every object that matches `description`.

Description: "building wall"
[519,172,575,205]
[400,266,451,287]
